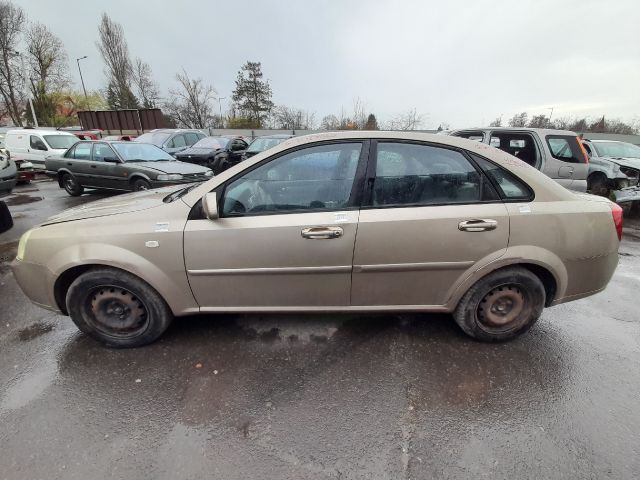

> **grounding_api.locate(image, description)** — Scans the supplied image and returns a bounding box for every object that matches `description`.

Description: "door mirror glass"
[202,192,219,220]
[103,156,120,163]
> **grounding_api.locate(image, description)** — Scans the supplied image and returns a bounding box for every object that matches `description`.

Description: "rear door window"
[546,135,586,163]
[185,133,200,146]
[471,154,534,201]
[371,143,491,207]
[489,132,539,167]
[170,134,187,148]
[70,143,92,160]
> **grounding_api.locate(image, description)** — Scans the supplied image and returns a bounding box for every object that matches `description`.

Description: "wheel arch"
[445,249,567,311]
[56,168,74,187]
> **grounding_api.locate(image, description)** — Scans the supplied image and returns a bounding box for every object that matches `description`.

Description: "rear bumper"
[551,250,619,306]
[11,258,61,313]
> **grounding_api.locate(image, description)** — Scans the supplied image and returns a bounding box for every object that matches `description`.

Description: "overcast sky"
[19,0,640,128]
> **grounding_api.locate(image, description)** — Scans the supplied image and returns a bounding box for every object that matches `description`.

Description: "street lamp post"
[76,56,88,99]
[547,107,554,127]
[12,51,38,127]
[215,97,225,128]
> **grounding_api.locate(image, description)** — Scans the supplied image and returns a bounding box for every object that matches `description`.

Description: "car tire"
[132,178,151,191]
[588,173,608,197]
[62,173,84,196]
[453,267,545,342]
[66,267,173,348]
[214,160,229,175]
[0,200,13,234]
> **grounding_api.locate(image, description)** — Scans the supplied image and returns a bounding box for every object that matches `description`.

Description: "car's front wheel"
[132,178,151,191]
[62,173,84,196]
[66,268,173,348]
[453,267,545,342]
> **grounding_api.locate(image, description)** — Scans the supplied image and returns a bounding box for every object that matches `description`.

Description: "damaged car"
[582,139,640,197]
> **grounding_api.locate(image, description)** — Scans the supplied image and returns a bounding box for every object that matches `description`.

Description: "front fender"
[49,242,199,316]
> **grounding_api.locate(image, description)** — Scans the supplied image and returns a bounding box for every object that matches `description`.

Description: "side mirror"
[104,157,120,163]
[202,192,219,220]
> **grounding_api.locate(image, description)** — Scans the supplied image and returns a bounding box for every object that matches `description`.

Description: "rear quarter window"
[546,135,586,164]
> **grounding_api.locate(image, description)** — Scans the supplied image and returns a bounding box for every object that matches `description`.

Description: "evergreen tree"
[232,61,273,127]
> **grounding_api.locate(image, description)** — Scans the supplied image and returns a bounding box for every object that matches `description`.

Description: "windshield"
[593,141,640,158]
[112,143,175,162]
[44,135,77,150]
[136,132,171,147]
[247,137,289,153]
[193,137,228,149]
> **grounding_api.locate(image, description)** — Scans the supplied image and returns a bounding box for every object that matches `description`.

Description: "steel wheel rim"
[83,285,150,338]
[65,176,76,191]
[136,183,149,191]
[477,284,528,332]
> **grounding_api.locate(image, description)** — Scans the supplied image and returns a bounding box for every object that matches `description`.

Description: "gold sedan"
[12,132,622,347]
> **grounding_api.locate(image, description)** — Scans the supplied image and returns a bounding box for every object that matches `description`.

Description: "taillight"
[610,203,623,241]
[577,138,589,163]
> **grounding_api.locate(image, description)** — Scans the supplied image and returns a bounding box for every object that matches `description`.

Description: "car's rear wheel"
[66,268,173,348]
[132,178,151,191]
[453,267,545,342]
[62,173,84,196]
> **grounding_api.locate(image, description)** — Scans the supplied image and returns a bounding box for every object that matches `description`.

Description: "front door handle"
[301,226,343,239]
[458,219,498,232]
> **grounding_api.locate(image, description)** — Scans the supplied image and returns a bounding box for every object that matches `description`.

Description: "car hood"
[602,157,640,170]
[131,160,211,174]
[177,147,220,156]
[41,186,180,225]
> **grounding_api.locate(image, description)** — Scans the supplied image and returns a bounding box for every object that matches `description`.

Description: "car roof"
[6,128,76,136]
[147,129,202,134]
[255,134,295,139]
[453,127,578,136]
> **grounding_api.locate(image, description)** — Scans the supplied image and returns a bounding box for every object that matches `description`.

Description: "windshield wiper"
[163,182,202,203]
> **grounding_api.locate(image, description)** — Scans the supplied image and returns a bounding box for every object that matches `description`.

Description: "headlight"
[157,174,183,181]
[205,170,214,177]
[16,229,34,261]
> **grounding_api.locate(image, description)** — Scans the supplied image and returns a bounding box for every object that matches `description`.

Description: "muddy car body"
[13,131,621,347]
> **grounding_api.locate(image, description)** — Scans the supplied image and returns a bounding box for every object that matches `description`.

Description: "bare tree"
[321,114,339,130]
[508,112,528,127]
[26,22,69,125]
[352,97,367,129]
[164,69,216,128]
[132,57,160,108]
[527,114,548,128]
[96,13,138,109]
[488,117,502,127]
[0,0,26,125]
[273,105,315,129]
[385,109,423,130]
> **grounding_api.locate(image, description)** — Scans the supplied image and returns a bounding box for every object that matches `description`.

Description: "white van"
[5,129,78,170]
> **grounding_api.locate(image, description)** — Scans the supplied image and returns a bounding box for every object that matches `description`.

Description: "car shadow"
[57,312,574,429]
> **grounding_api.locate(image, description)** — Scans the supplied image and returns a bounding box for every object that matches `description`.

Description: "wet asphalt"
[1,180,639,480]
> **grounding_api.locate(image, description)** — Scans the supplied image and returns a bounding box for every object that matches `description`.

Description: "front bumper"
[0,174,17,193]
[11,258,61,313]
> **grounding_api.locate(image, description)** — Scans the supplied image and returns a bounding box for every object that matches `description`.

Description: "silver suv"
[134,129,206,157]
[450,128,589,191]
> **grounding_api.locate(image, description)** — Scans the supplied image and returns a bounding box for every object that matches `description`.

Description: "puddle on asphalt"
[236,316,344,344]
[17,322,55,341]
[5,195,43,206]
[0,355,58,413]
[0,241,17,273]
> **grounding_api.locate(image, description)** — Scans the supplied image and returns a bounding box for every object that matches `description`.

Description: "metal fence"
[77,109,165,133]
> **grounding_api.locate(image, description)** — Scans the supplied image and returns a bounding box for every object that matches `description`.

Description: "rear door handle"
[458,219,498,232]
[301,226,343,239]
[90,165,97,168]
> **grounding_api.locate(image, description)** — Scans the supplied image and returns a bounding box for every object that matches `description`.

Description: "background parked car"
[45,140,213,196]
[0,200,12,233]
[135,129,206,156]
[243,134,294,159]
[581,139,640,196]
[4,129,78,170]
[175,136,248,174]
[450,127,589,191]
[0,152,17,195]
